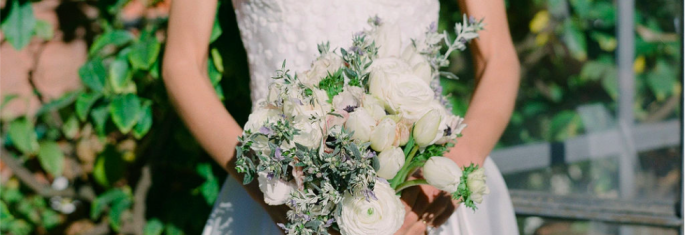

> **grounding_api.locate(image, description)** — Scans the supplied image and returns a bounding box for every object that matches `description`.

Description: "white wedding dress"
[202,0,519,234]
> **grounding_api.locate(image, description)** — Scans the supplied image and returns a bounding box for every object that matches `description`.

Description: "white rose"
[467,167,489,203]
[423,157,462,193]
[401,45,432,84]
[369,24,402,58]
[301,53,344,87]
[257,171,296,206]
[335,179,405,235]
[370,118,397,152]
[376,147,405,179]
[413,109,442,147]
[362,96,386,121]
[244,107,283,133]
[292,118,323,149]
[368,60,435,121]
[345,109,376,142]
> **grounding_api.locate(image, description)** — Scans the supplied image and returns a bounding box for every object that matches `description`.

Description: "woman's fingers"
[431,200,458,227]
[422,192,453,226]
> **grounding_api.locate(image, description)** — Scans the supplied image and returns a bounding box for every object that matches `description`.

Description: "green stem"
[390,145,420,189]
[395,179,428,193]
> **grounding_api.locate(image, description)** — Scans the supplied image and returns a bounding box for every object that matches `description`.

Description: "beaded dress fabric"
[202,0,519,234]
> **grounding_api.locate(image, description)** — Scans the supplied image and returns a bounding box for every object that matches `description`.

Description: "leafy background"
[0,0,680,234]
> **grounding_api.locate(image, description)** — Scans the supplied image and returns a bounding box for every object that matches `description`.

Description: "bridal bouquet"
[235,16,486,235]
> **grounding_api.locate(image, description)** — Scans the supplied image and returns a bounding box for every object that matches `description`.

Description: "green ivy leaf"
[133,102,153,139]
[195,163,219,205]
[89,30,134,56]
[214,84,225,101]
[211,48,224,73]
[76,92,102,121]
[579,61,608,81]
[1,0,36,50]
[110,94,141,134]
[647,60,676,101]
[90,189,129,220]
[548,110,583,141]
[0,201,14,221]
[34,20,53,40]
[90,104,110,136]
[562,20,587,61]
[79,58,108,93]
[208,57,222,86]
[40,208,61,229]
[601,68,619,100]
[128,37,161,70]
[569,0,591,19]
[8,118,38,155]
[143,218,164,235]
[210,18,222,43]
[37,141,65,176]
[92,146,125,187]
[109,57,132,93]
[109,197,132,231]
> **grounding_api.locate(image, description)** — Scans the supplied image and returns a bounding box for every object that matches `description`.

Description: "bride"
[162,0,520,234]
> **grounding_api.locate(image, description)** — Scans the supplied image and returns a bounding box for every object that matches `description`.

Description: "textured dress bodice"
[231,0,440,106]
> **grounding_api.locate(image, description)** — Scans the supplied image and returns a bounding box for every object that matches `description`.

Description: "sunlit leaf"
[647,60,676,101]
[62,115,79,140]
[37,141,65,176]
[144,218,164,235]
[562,20,587,61]
[109,57,132,93]
[79,58,108,92]
[133,101,153,139]
[129,37,161,70]
[90,104,110,136]
[0,201,14,221]
[110,94,141,134]
[195,163,219,205]
[92,146,125,187]
[8,118,38,155]
[89,30,134,56]
[1,0,36,50]
[211,48,224,73]
[76,92,102,121]
[210,18,222,43]
[208,57,222,85]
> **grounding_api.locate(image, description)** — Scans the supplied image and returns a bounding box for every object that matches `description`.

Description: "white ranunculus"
[292,118,323,149]
[301,53,344,87]
[376,147,405,179]
[244,107,283,133]
[335,180,405,235]
[401,45,433,84]
[369,24,402,58]
[370,118,397,152]
[362,96,386,121]
[467,167,489,203]
[368,60,435,121]
[423,157,462,193]
[257,171,296,206]
[413,109,442,147]
[345,109,376,142]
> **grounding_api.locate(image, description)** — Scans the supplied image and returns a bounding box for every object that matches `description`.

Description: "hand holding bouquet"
[235,15,487,235]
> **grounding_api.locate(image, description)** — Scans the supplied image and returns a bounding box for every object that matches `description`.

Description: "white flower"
[333,88,361,111]
[345,108,376,142]
[402,45,432,84]
[368,59,435,121]
[301,53,344,87]
[428,102,467,145]
[293,118,323,149]
[370,118,397,152]
[394,121,411,146]
[369,23,402,58]
[413,109,442,147]
[423,157,462,193]
[244,107,283,133]
[257,171,296,206]
[362,95,386,121]
[312,88,333,112]
[467,167,489,203]
[335,179,405,235]
[376,147,405,179]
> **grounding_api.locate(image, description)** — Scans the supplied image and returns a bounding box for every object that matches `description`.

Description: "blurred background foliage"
[0,0,680,234]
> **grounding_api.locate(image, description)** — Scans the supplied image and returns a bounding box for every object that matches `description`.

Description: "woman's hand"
[396,175,460,234]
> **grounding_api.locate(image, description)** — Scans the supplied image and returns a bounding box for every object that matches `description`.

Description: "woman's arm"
[162,0,288,224]
[446,0,521,167]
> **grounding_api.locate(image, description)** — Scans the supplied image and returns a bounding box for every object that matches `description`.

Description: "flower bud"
[345,109,376,142]
[413,109,441,147]
[422,157,462,193]
[376,147,405,179]
[370,118,397,152]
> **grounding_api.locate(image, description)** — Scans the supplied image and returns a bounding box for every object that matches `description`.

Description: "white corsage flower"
[257,171,296,206]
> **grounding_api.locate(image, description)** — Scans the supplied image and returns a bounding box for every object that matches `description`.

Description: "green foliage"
[317,68,346,102]
[2,0,36,50]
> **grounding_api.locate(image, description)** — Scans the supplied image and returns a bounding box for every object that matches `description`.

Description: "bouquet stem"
[394,179,428,193]
[390,145,419,189]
